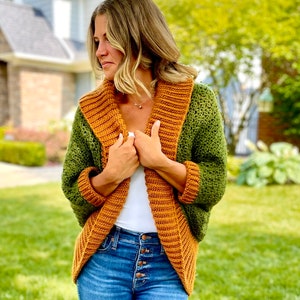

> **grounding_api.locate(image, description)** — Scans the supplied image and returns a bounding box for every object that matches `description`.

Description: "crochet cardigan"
[62,78,227,295]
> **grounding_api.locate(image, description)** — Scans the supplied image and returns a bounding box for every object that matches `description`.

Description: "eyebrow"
[94,32,107,40]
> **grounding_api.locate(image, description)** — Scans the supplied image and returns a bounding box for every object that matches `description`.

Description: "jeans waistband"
[109,225,161,245]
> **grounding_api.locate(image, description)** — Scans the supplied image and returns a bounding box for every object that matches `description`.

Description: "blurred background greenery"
[156,0,300,155]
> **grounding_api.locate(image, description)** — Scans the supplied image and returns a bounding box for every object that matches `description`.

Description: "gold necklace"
[132,94,154,109]
[117,89,154,109]
[133,102,143,109]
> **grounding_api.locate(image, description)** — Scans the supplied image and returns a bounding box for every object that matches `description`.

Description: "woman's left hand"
[134,120,166,169]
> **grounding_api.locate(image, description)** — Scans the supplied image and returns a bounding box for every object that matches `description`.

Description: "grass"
[0,183,299,299]
[0,183,78,299]
[191,184,300,300]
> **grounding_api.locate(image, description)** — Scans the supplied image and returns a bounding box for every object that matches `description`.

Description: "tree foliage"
[155,0,300,153]
[272,75,300,136]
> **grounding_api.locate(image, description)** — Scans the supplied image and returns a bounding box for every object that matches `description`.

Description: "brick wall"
[258,112,300,149]
[1,28,76,130]
[7,64,21,127]
[0,61,9,125]
[0,30,11,126]
[7,65,75,129]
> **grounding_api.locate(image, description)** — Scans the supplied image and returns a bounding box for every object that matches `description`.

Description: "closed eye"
[94,39,99,47]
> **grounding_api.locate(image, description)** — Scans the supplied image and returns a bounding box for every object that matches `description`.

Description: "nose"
[96,42,107,58]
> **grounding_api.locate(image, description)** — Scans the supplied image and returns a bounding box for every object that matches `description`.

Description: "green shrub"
[2,126,70,163]
[227,155,244,181]
[237,141,300,187]
[0,126,9,140]
[0,140,46,166]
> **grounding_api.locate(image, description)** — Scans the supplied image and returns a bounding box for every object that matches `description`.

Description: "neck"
[124,90,153,109]
[136,67,153,95]
[121,68,154,108]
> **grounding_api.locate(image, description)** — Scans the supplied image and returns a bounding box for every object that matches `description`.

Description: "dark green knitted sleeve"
[178,83,227,241]
[61,107,103,226]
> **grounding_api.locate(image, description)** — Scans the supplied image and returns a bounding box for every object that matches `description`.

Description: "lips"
[101,61,112,68]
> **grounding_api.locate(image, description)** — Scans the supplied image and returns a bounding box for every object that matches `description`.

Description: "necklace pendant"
[134,103,143,109]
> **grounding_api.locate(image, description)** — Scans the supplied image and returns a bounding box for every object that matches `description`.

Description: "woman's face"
[94,14,123,81]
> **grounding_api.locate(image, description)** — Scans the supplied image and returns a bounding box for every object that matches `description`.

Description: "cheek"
[117,54,124,65]
[110,48,124,63]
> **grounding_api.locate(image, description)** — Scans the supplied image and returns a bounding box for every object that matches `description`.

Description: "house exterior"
[258,112,300,149]
[1,0,296,154]
[0,0,100,129]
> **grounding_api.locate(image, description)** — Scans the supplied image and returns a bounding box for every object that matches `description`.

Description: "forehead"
[94,14,108,37]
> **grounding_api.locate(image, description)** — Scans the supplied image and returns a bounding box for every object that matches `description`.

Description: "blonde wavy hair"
[87,0,198,95]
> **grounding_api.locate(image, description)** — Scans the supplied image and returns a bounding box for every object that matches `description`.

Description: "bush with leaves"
[237,141,300,187]
[227,155,245,182]
[0,140,46,166]
[2,126,69,164]
[272,74,300,137]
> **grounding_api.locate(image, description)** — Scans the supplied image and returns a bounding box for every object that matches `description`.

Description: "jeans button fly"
[140,248,150,254]
[138,261,146,266]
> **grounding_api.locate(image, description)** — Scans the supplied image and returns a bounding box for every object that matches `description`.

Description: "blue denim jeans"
[77,225,188,300]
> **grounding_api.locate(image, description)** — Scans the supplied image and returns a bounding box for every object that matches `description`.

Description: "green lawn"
[0,183,299,300]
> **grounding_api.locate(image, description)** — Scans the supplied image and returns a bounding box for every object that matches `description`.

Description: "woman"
[62,0,227,299]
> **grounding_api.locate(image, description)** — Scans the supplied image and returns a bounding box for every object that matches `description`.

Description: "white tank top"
[115,165,157,232]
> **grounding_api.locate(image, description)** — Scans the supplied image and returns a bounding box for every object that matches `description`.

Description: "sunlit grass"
[191,184,300,300]
[0,183,299,299]
[0,183,79,300]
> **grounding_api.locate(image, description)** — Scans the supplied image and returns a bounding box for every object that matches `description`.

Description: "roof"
[0,1,87,63]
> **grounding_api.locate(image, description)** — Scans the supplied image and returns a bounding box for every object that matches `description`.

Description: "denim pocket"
[97,235,113,252]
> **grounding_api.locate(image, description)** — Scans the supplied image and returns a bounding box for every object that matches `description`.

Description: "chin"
[103,73,115,81]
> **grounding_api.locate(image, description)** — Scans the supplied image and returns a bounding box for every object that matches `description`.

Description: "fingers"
[151,120,160,138]
[124,133,135,146]
[113,132,136,149]
[113,133,124,148]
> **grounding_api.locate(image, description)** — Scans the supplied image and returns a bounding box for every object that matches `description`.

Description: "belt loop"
[112,226,120,250]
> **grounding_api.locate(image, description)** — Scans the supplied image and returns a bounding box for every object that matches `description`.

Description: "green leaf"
[270,142,295,157]
[236,172,247,185]
[246,169,258,186]
[258,166,273,178]
[254,178,269,188]
[287,168,300,184]
[239,158,255,171]
[252,152,275,166]
[273,169,287,184]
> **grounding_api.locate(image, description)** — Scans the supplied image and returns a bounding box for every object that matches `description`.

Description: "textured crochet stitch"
[62,78,227,295]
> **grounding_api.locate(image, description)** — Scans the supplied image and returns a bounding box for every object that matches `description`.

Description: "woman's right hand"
[90,133,139,196]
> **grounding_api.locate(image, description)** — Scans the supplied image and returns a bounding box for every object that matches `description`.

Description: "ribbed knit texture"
[62,78,227,296]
